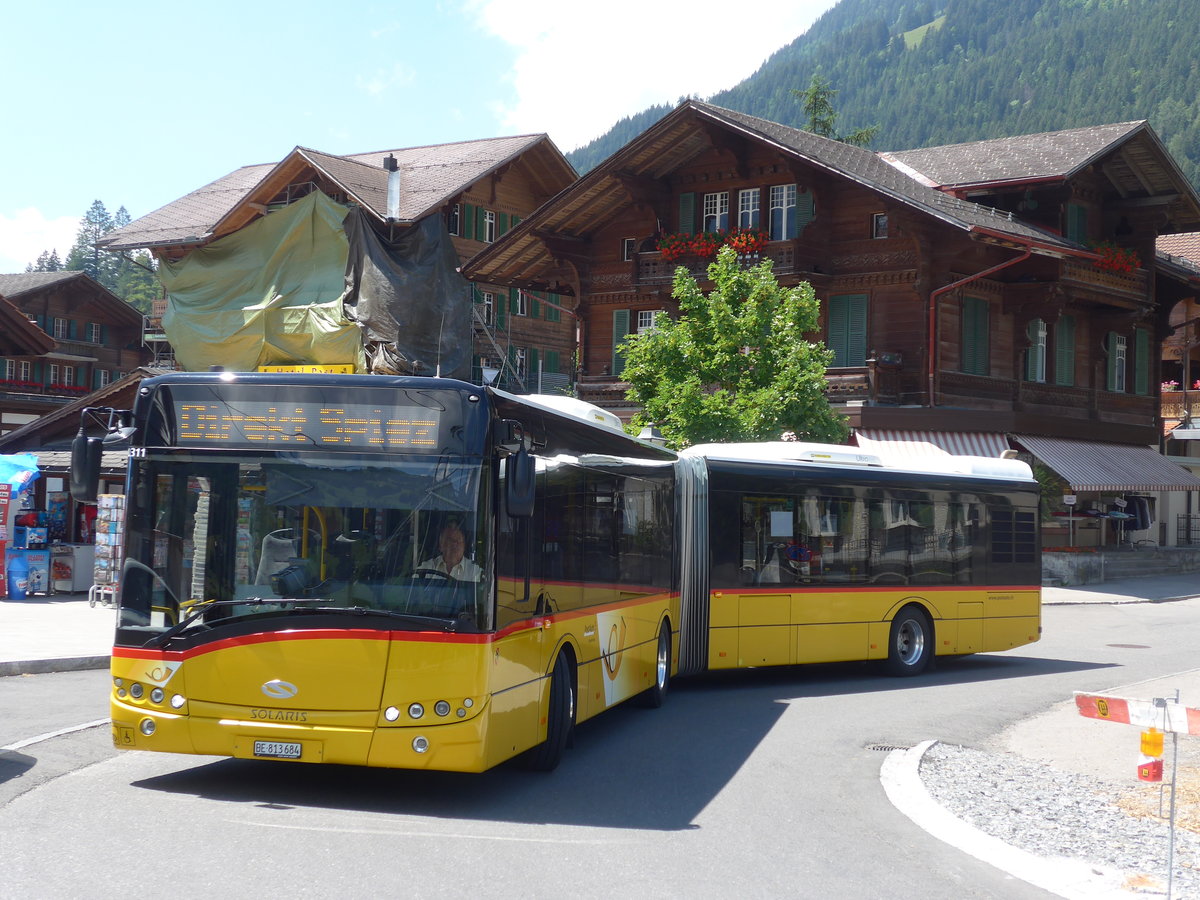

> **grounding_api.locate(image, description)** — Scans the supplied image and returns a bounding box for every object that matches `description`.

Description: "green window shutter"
[545,350,560,374]
[1134,327,1150,395]
[612,309,631,375]
[531,292,541,319]
[509,288,519,314]
[546,293,560,322]
[511,215,521,227]
[530,348,540,383]
[828,294,867,367]
[1025,319,1046,382]
[794,189,814,237]
[68,320,76,339]
[1054,315,1076,386]
[1066,203,1088,243]
[498,213,509,236]
[1106,332,1120,391]
[463,203,476,240]
[961,297,990,376]
[477,207,488,240]
[678,192,695,235]
[496,293,506,329]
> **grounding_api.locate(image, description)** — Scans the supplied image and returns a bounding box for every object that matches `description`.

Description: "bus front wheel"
[526,653,575,771]
[885,606,934,676]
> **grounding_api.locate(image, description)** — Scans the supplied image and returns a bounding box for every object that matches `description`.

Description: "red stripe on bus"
[722,584,1041,596]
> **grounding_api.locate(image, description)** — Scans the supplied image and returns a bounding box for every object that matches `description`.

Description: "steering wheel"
[411,567,458,583]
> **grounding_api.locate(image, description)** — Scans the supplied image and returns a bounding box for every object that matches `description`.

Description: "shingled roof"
[465,100,1085,291]
[0,271,142,328]
[0,295,54,356]
[882,121,1200,232]
[100,134,575,252]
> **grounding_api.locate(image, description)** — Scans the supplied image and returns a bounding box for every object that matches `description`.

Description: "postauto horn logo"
[262,679,299,699]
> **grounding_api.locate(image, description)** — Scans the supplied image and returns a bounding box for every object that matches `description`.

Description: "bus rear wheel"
[526,653,575,771]
[635,622,671,708]
[885,606,934,676]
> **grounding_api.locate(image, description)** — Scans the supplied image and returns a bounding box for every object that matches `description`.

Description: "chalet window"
[63,366,74,387]
[738,189,760,229]
[1054,315,1076,386]
[98,370,111,388]
[514,346,527,377]
[86,323,102,344]
[1133,327,1150,395]
[6,360,31,381]
[1066,204,1088,243]
[827,294,868,367]
[515,289,528,317]
[703,191,729,232]
[447,204,461,236]
[961,296,990,376]
[483,210,497,243]
[872,213,889,239]
[1025,319,1047,383]
[53,317,69,340]
[481,291,495,326]
[769,184,797,241]
[623,238,636,261]
[1106,332,1127,392]
[637,310,664,334]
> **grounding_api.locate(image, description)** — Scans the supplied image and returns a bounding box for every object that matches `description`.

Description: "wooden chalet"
[0,272,148,437]
[465,100,1200,547]
[99,135,578,391]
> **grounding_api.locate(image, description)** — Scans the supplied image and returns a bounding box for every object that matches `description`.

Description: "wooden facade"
[465,102,1200,450]
[0,272,148,437]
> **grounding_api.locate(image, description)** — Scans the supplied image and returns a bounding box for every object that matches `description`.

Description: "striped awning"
[853,429,1010,460]
[1013,435,1200,492]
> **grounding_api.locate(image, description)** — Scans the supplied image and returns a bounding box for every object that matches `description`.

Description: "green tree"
[25,249,62,272]
[621,246,848,448]
[64,199,117,287]
[792,73,879,148]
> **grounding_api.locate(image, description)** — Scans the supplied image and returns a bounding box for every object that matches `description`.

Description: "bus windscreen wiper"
[304,606,458,632]
[143,598,329,648]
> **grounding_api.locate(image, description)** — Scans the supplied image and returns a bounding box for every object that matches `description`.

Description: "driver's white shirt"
[417,555,482,582]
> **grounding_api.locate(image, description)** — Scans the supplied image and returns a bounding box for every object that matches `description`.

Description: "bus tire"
[635,622,671,708]
[526,652,575,772]
[885,606,934,676]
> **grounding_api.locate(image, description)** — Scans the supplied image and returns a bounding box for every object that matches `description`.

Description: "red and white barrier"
[1075,692,1200,736]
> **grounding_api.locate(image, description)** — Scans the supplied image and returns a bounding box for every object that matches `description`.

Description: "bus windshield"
[117,451,492,644]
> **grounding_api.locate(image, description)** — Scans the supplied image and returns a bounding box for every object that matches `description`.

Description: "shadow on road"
[127,650,1113,831]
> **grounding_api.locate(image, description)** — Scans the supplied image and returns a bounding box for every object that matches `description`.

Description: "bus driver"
[418,522,483,582]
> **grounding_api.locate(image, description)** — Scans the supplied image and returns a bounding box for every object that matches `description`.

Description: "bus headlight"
[139,718,156,736]
[384,706,400,722]
[408,703,424,720]
[170,694,185,709]
[412,736,429,753]
[130,683,144,700]
[150,688,164,704]
[434,700,450,717]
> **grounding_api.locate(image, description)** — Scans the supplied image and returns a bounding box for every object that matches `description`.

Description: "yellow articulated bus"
[71,372,1039,774]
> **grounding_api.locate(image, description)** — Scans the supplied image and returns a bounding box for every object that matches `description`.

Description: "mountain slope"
[567,0,1200,189]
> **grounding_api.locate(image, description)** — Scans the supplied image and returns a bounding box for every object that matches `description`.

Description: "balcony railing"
[1162,391,1200,422]
[634,241,814,286]
[1061,260,1148,299]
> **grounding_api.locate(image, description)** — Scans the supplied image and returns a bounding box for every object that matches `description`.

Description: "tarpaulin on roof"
[343,208,472,381]
[159,191,365,373]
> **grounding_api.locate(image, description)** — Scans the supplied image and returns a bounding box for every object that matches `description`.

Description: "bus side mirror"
[505,447,535,518]
[70,431,102,503]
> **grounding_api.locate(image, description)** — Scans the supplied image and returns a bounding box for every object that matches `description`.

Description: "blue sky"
[0,0,838,274]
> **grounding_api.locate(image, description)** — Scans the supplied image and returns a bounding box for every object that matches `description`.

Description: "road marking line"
[1,719,109,752]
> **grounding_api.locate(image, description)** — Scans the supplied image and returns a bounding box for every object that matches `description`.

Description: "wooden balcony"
[1060,260,1148,301]
[1162,391,1200,423]
[634,240,816,287]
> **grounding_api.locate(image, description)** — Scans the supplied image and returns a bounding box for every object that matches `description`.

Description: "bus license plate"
[253,740,302,759]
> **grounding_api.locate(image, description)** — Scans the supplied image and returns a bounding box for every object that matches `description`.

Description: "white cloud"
[466,0,836,150]
[356,62,418,97]
[0,208,78,274]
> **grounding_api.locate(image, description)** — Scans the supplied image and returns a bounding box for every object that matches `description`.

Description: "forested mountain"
[567,0,1200,189]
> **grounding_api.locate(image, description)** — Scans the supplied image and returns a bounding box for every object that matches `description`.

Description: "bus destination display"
[175,399,442,449]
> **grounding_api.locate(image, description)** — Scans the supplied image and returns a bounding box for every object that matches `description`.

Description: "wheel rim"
[897,618,925,665]
[655,632,669,689]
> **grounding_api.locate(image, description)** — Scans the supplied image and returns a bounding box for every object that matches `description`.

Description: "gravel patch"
[921,742,1200,897]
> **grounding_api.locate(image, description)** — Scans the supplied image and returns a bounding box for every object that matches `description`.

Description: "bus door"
[730,495,797,666]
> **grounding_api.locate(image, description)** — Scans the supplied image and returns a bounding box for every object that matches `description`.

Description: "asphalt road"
[3,600,1199,899]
